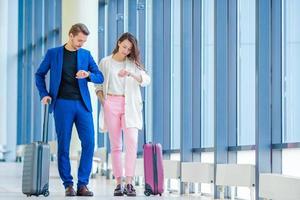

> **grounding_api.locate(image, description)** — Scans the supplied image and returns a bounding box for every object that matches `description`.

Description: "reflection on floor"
[0,162,212,199]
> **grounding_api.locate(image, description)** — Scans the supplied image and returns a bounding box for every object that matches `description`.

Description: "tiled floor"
[0,162,212,199]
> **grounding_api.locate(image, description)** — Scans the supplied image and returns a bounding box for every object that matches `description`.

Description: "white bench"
[164,160,181,179]
[135,159,181,179]
[181,162,214,183]
[91,147,106,178]
[134,159,181,191]
[260,173,300,200]
[216,164,255,200]
[135,158,144,176]
[163,160,181,193]
[0,145,9,161]
[49,141,57,161]
[181,162,214,195]
[16,145,26,162]
[134,158,144,185]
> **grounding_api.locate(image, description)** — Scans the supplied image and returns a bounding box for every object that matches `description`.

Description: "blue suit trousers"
[53,99,94,189]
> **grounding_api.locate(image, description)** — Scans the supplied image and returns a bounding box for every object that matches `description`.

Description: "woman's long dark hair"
[112,32,144,69]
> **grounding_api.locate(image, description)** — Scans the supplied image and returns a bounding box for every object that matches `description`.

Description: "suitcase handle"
[143,101,146,145]
[42,99,51,143]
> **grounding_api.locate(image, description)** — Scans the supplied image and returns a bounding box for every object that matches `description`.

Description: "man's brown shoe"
[76,185,94,196]
[65,185,76,196]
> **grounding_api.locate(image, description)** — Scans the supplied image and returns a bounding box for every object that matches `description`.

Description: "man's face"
[69,32,87,50]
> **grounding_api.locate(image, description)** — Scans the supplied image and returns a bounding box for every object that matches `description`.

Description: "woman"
[95,32,151,196]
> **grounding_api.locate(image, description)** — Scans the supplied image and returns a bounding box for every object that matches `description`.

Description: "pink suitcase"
[143,143,164,196]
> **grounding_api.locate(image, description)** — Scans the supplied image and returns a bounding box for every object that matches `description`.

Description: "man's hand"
[76,70,90,79]
[41,96,52,105]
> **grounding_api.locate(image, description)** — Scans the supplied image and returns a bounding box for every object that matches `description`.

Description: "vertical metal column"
[255,0,272,199]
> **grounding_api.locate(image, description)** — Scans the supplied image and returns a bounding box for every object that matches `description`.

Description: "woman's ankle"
[115,177,122,185]
[125,176,133,185]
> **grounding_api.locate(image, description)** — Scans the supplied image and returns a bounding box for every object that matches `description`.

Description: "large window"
[201,0,214,148]
[237,0,256,145]
[282,0,300,143]
[17,0,61,144]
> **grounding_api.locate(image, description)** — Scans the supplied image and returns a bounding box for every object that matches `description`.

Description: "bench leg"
[194,183,200,194]
[210,183,214,196]
[134,176,139,186]
[106,168,112,179]
[182,182,188,194]
[219,186,225,200]
[189,182,195,193]
[230,186,235,200]
[250,187,255,200]
[164,179,168,193]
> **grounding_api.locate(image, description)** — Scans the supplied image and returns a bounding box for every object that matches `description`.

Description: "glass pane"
[237,0,256,145]
[201,0,215,148]
[170,0,181,149]
[282,0,300,143]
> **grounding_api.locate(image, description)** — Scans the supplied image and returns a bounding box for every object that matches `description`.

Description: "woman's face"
[117,39,133,57]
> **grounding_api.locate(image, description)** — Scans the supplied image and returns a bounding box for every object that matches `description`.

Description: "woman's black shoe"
[114,184,124,196]
[123,184,136,196]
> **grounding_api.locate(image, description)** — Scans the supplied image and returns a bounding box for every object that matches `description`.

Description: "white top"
[95,55,151,132]
[107,59,126,95]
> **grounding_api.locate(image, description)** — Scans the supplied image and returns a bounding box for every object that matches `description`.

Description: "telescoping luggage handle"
[42,99,51,144]
[143,101,147,145]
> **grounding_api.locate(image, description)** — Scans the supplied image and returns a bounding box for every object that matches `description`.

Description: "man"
[35,23,103,196]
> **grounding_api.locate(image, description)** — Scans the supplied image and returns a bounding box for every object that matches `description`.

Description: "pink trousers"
[103,95,138,178]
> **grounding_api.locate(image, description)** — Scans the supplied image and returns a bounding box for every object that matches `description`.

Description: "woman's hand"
[118,68,142,83]
[118,68,130,77]
[96,91,105,106]
[100,98,105,106]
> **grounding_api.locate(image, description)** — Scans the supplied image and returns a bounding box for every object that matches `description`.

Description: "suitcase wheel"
[144,191,151,196]
[43,190,49,197]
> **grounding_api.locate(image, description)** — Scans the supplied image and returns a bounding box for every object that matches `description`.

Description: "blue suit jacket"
[35,46,104,113]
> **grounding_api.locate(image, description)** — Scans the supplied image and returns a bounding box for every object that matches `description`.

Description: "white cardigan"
[95,55,151,132]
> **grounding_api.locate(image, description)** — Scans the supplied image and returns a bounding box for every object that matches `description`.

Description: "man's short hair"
[69,23,90,36]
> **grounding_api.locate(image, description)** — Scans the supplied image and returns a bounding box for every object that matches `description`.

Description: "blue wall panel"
[228,0,237,164]
[192,0,202,152]
[214,0,229,197]
[152,0,165,144]
[271,0,282,174]
[180,0,193,161]
[255,0,272,198]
